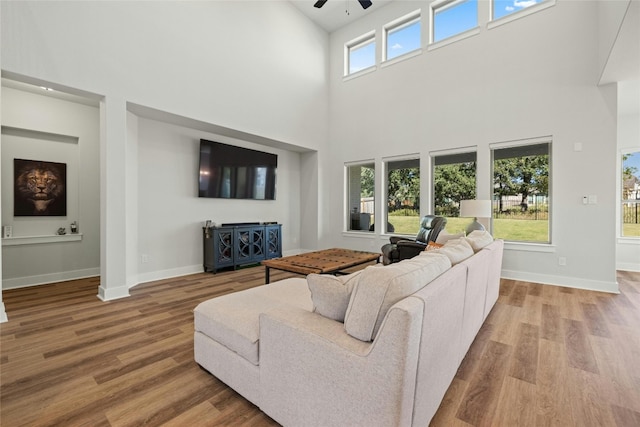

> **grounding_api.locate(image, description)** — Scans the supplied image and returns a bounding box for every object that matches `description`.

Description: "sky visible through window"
[387,20,421,61]
[434,0,477,43]
[349,40,375,74]
[347,0,545,74]
[625,152,640,176]
[494,0,543,20]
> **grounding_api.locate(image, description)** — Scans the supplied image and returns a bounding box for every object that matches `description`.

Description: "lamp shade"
[459,200,492,219]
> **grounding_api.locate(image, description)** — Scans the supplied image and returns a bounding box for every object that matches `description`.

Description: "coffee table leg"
[265,266,271,284]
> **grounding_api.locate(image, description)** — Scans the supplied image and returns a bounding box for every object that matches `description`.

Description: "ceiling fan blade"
[358,0,373,9]
[314,0,328,8]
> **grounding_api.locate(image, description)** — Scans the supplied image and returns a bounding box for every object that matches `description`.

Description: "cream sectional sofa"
[194,232,503,426]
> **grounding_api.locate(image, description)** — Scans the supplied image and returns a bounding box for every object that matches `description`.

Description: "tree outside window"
[346,163,375,232]
[622,151,640,237]
[492,143,550,243]
[433,152,477,234]
[386,158,420,235]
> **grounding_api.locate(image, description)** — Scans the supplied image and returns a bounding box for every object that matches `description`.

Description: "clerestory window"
[383,11,421,62]
[345,32,376,76]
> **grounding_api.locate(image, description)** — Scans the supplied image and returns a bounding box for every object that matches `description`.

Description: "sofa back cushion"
[435,237,474,265]
[465,230,494,252]
[344,252,451,341]
[307,270,362,322]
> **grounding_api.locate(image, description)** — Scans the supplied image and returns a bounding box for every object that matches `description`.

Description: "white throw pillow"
[436,237,474,265]
[435,230,465,245]
[344,252,451,342]
[465,230,494,252]
[307,270,362,322]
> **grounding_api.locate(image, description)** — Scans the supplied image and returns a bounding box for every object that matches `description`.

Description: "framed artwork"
[14,158,67,216]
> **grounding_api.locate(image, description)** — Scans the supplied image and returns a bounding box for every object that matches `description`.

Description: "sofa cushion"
[436,237,474,265]
[465,230,494,252]
[193,278,312,366]
[435,230,465,245]
[307,270,362,322]
[344,252,451,342]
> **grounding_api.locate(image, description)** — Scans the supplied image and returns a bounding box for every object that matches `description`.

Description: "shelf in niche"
[2,233,83,246]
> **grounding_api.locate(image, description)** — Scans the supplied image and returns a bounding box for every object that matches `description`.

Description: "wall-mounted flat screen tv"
[198,139,277,200]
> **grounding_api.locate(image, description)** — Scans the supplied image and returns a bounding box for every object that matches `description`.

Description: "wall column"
[98,96,130,300]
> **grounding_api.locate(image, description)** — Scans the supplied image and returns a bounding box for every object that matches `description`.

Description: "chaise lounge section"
[194,232,503,426]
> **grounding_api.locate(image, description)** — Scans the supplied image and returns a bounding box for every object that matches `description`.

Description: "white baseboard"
[131,264,204,288]
[97,285,130,301]
[0,302,7,323]
[2,268,100,290]
[501,269,619,294]
[616,262,640,272]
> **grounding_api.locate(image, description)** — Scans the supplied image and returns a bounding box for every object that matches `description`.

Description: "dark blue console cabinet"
[203,223,282,273]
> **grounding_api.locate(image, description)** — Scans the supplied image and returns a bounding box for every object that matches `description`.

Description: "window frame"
[382,10,422,65]
[490,137,552,244]
[344,31,377,78]
[383,154,421,237]
[488,0,556,30]
[344,161,376,233]
[429,0,480,47]
[430,148,478,234]
[620,148,640,239]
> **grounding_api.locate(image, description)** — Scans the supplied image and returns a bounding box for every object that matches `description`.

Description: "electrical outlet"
[141,254,149,263]
[558,257,567,266]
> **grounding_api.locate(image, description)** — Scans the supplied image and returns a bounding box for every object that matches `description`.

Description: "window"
[431,0,478,44]
[622,151,640,237]
[346,162,375,232]
[346,32,376,76]
[432,151,477,234]
[492,141,550,243]
[384,11,421,62]
[492,0,547,22]
[385,157,420,235]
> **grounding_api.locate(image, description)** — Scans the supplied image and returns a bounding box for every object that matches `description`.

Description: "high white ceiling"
[290,0,395,33]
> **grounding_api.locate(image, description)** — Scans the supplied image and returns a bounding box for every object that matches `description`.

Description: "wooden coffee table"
[261,248,380,284]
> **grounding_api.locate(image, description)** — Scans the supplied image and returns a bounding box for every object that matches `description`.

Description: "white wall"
[132,116,302,284]
[1,1,328,301]
[327,1,619,292]
[0,1,329,150]
[1,86,100,288]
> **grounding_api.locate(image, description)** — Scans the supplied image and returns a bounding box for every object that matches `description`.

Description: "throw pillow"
[465,230,494,252]
[307,270,362,322]
[425,241,444,251]
[344,252,451,342]
[435,230,465,245]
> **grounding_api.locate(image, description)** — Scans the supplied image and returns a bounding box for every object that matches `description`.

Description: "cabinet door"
[266,225,282,259]
[235,227,265,264]
[213,228,235,269]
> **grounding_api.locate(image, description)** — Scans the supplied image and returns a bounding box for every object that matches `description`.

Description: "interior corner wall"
[597,0,632,80]
[133,117,302,284]
[327,0,618,292]
[1,87,100,288]
[299,151,320,251]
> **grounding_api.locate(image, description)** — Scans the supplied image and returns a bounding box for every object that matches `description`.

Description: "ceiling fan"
[314,0,373,9]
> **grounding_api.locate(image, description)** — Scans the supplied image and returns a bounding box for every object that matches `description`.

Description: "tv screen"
[198,139,277,200]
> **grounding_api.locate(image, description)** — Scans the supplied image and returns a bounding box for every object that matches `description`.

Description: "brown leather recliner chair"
[381,215,447,265]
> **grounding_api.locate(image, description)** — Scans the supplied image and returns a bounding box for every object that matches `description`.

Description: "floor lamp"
[460,200,492,235]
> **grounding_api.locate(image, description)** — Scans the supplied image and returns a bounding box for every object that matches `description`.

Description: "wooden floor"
[1,268,639,427]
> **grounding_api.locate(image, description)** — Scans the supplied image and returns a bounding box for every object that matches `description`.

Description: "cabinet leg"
[265,267,270,284]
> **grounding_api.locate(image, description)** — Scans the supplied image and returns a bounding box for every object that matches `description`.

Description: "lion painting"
[14,159,67,216]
